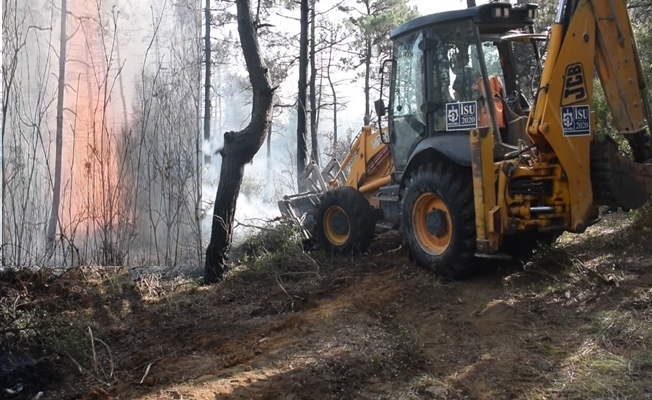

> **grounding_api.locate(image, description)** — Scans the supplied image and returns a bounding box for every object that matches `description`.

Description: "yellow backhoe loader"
[279,0,652,278]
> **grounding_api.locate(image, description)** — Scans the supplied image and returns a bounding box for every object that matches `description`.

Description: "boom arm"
[593,0,652,161]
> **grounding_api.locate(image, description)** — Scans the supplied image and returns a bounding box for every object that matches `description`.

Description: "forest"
[1,0,422,271]
[2,0,652,398]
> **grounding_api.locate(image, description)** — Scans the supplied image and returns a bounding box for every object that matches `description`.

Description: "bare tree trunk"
[204,0,274,284]
[309,0,319,165]
[296,0,309,190]
[46,0,67,256]
[116,36,129,133]
[204,0,212,165]
[196,0,204,266]
[326,34,338,147]
[266,121,272,180]
[363,36,371,125]
[363,0,372,125]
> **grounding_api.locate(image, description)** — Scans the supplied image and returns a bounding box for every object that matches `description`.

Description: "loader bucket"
[278,192,320,239]
[277,157,347,239]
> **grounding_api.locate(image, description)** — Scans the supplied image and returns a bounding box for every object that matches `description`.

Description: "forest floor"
[1,210,652,400]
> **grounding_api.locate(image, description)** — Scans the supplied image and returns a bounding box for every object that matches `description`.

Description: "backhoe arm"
[526,0,652,229]
[593,0,652,162]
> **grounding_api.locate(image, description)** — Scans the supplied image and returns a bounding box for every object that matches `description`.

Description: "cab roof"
[390,2,538,39]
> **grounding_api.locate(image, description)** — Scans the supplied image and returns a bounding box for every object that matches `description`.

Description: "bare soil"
[2,212,651,399]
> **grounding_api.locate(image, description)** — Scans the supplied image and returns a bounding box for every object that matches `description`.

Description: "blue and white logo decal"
[561,105,590,137]
[446,101,477,131]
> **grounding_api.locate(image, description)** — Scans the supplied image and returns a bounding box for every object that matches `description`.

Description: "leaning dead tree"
[204,0,275,283]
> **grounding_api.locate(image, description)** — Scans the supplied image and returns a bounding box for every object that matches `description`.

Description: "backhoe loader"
[279,0,652,278]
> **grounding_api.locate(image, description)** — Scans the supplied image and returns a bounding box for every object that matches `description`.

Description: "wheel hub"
[331,214,349,235]
[426,209,448,237]
[412,192,453,256]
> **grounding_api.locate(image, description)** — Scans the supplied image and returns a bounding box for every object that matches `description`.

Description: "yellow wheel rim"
[412,193,452,255]
[323,206,350,246]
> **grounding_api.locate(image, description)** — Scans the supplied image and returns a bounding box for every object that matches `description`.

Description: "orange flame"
[60,2,123,238]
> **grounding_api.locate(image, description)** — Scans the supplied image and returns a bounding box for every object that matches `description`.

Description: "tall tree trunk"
[326,42,338,148]
[204,0,274,284]
[266,121,272,181]
[265,120,273,200]
[46,0,67,257]
[296,0,309,190]
[196,1,204,266]
[363,37,371,125]
[363,0,372,125]
[116,37,129,133]
[204,0,212,165]
[309,0,319,165]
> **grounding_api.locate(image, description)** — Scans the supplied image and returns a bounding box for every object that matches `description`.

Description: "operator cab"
[377,2,544,176]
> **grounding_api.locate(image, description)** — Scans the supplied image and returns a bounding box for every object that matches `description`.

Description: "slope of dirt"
[1,211,651,400]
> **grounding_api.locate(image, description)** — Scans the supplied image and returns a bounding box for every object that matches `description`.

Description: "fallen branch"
[0,326,37,335]
[86,326,115,382]
[94,337,115,379]
[233,217,283,232]
[575,258,620,286]
[140,362,153,384]
[88,326,99,375]
[68,354,111,387]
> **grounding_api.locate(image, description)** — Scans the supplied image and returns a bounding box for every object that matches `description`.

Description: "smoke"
[201,128,286,245]
[3,0,367,269]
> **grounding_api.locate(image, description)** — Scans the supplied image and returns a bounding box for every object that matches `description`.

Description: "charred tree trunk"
[296,0,309,190]
[46,0,67,257]
[204,0,274,284]
[309,0,319,165]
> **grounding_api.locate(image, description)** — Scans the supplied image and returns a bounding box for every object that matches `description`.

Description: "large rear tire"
[313,187,376,253]
[400,161,476,279]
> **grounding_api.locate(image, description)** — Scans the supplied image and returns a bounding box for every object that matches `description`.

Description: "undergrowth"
[0,267,123,389]
[632,199,652,231]
[514,208,652,400]
[229,218,322,279]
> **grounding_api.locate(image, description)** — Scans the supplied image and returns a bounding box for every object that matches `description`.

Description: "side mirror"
[374,99,386,117]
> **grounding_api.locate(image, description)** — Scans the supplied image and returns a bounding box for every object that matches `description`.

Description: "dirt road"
[2,213,651,399]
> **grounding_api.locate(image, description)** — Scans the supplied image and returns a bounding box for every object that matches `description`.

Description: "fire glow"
[60,1,123,236]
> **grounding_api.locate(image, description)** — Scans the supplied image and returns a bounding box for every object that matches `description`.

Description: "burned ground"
[1,211,651,399]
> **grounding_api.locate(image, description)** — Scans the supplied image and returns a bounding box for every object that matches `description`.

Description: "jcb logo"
[561,63,588,106]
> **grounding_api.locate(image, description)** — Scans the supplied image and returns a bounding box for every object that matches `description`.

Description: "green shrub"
[229,218,319,277]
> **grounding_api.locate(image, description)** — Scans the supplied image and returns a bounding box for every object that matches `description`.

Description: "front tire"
[314,187,376,253]
[400,161,476,279]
